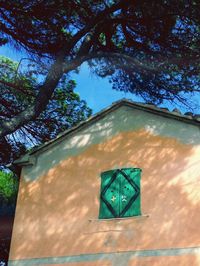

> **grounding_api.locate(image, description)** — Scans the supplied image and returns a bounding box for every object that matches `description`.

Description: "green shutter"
[99,170,120,219]
[99,168,141,219]
[119,168,141,217]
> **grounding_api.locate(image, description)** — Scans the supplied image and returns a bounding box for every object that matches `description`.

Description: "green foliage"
[0,56,92,166]
[0,171,18,204]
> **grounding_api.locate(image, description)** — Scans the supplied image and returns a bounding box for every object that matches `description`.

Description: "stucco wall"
[9,105,200,265]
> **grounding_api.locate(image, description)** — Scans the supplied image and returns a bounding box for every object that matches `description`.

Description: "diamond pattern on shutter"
[100,169,120,218]
[119,169,140,217]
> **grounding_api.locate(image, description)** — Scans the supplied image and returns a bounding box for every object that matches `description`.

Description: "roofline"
[14,99,200,165]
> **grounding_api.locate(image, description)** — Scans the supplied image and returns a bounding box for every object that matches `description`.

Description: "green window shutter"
[119,168,141,217]
[99,170,120,219]
[99,168,141,219]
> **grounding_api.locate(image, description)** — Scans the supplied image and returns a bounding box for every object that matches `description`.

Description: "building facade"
[9,100,200,266]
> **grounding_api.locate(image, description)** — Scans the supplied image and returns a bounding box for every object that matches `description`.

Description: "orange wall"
[9,127,200,264]
[46,262,112,266]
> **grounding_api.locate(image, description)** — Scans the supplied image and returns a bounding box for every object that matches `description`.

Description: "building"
[8,99,200,266]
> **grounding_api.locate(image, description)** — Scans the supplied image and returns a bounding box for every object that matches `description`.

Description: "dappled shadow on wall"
[22,108,200,182]
[10,127,200,264]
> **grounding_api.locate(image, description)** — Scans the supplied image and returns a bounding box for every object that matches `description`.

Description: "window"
[99,168,141,219]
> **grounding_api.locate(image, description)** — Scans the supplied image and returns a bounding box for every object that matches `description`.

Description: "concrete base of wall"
[8,246,200,266]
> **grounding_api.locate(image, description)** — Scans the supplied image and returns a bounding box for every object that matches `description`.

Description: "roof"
[14,99,200,165]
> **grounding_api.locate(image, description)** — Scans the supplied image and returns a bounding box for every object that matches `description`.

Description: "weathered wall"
[8,106,200,265]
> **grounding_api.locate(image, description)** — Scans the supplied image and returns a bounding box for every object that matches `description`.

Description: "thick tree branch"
[0,51,87,138]
[64,52,161,73]
[67,0,134,53]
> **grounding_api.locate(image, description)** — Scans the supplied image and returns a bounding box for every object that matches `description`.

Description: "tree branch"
[67,0,134,53]
[0,79,34,96]
[0,51,84,138]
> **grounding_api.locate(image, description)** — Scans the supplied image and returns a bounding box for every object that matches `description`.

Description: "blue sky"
[1,45,200,114]
[72,62,144,113]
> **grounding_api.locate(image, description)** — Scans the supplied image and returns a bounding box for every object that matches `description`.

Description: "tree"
[0,56,92,166]
[0,1,200,143]
[0,171,18,206]
[0,170,18,264]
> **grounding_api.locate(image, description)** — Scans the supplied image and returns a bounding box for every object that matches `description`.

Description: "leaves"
[0,171,18,203]
[0,56,92,166]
